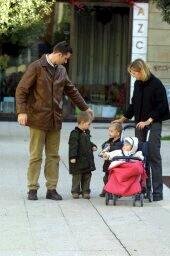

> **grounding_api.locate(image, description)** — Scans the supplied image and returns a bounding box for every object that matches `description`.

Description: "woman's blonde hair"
[128,59,151,81]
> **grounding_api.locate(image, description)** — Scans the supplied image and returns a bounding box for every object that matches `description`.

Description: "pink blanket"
[104,161,147,196]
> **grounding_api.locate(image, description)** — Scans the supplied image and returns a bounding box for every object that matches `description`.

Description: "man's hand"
[18,113,27,126]
[85,108,94,120]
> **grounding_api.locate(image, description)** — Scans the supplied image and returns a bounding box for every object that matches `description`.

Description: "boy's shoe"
[99,191,105,197]
[135,194,140,201]
[28,189,38,200]
[46,189,62,200]
[83,193,90,199]
[72,193,79,199]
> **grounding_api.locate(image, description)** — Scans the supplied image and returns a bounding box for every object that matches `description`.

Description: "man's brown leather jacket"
[15,55,88,130]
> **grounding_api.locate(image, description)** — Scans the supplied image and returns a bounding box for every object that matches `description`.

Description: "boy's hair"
[109,122,122,135]
[53,41,73,54]
[77,111,91,124]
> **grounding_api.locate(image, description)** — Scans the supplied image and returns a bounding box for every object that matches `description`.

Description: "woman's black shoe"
[153,195,163,201]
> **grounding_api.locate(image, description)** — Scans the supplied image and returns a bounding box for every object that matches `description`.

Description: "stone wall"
[147,3,170,86]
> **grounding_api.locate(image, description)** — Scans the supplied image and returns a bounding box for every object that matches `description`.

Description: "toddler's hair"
[109,122,122,135]
[77,111,91,124]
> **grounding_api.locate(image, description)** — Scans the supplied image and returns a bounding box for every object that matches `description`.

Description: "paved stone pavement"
[0,121,170,256]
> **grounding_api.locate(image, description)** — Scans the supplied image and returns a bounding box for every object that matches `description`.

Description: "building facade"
[0,1,170,120]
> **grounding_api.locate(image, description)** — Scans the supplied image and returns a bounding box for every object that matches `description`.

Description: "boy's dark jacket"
[102,138,122,173]
[68,127,96,174]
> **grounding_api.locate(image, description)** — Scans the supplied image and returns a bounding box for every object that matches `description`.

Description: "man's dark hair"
[53,41,73,54]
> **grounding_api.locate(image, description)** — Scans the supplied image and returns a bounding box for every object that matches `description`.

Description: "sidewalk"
[0,121,170,256]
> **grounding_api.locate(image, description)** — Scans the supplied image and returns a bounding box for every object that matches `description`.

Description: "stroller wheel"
[140,193,144,207]
[144,190,153,202]
[105,193,110,205]
[113,195,118,206]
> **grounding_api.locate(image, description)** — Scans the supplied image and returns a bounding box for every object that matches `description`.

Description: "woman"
[114,59,170,201]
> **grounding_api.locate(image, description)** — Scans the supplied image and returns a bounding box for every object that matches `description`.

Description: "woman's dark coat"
[124,74,170,122]
[68,127,96,174]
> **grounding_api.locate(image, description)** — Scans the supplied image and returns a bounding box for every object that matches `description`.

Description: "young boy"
[68,111,97,199]
[99,123,123,197]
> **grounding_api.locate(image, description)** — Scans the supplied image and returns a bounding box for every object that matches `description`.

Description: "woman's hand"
[136,118,153,129]
[111,116,127,124]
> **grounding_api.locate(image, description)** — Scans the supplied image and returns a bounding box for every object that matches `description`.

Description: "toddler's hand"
[70,159,76,163]
[102,144,110,152]
[103,152,109,160]
[98,150,104,157]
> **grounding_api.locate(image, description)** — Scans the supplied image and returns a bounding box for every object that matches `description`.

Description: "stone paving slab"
[0,121,170,256]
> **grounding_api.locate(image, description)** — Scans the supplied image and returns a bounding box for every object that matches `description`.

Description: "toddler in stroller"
[102,136,147,206]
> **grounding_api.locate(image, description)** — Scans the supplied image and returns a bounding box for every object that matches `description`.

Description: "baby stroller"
[105,124,152,207]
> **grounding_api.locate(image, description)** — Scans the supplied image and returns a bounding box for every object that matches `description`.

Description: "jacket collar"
[40,54,49,67]
[138,73,154,86]
[40,54,57,68]
[109,138,120,143]
[46,54,54,67]
[144,73,154,84]
[75,127,90,134]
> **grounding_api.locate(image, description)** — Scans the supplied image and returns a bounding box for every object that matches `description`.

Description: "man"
[16,41,93,201]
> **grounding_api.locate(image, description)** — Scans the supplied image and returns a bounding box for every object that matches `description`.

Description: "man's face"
[57,52,71,65]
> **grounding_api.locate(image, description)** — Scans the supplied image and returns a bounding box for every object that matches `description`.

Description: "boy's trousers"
[71,172,92,194]
[27,127,60,190]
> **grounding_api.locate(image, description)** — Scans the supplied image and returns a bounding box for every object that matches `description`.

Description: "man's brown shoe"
[46,190,62,201]
[83,193,90,199]
[72,193,79,199]
[28,189,38,200]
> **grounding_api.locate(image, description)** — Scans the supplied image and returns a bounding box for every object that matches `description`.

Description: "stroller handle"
[111,156,143,161]
[123,124,136,131]
[122,124,151,142]
[123,123,151,131]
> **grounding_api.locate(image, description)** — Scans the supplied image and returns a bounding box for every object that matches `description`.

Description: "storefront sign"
[153,65,170,72]
[130,2,149,99]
